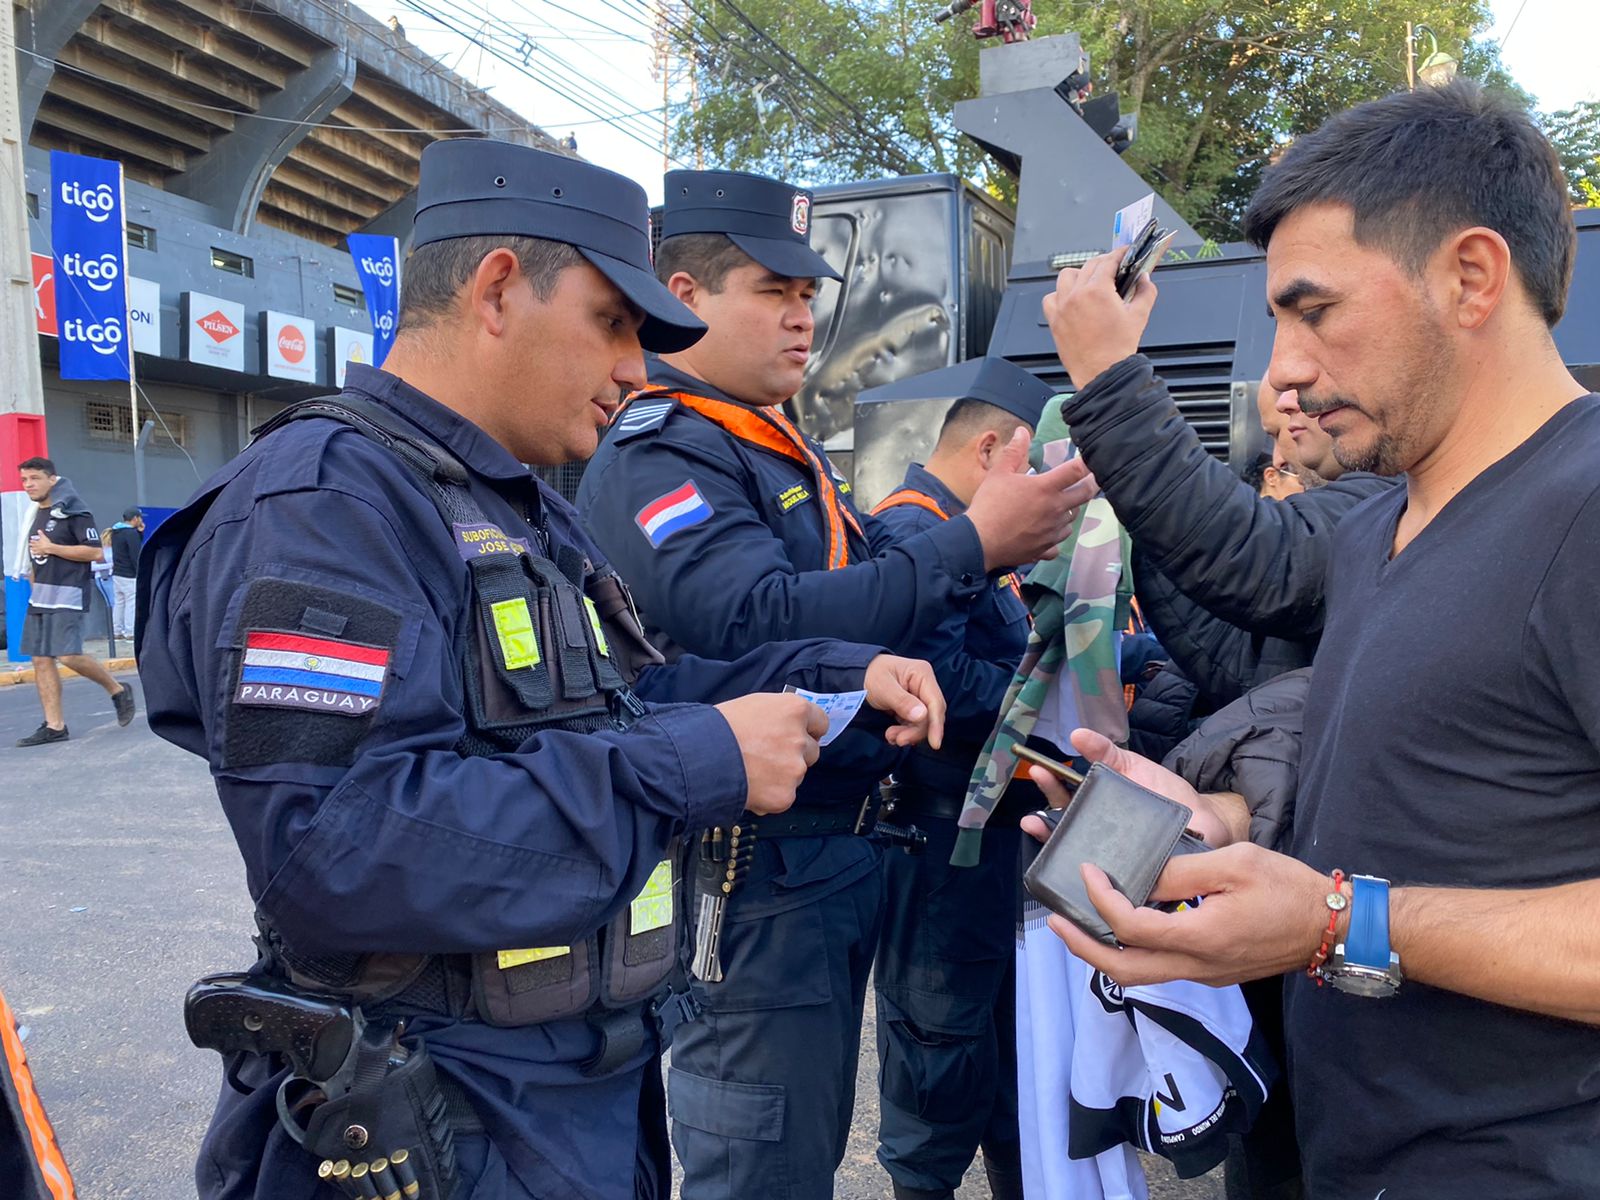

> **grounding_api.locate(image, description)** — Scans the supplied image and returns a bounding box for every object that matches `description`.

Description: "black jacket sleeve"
[1060,356,1397,638]
[1163,667,1311,855]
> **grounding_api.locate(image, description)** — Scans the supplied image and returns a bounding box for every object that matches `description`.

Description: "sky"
[366,0,1600,203]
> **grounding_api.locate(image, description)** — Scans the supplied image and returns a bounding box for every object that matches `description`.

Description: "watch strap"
[1345,874,1391,969]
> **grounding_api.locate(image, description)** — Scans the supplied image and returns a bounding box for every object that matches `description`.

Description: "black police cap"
[661,170,843,282]
[413,139,705,353]
[856,357,1056,428]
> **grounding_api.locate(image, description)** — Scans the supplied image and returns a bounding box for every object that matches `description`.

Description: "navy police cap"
[414,139,705,354]
[661,170,843,282]
[856,356,1056,428]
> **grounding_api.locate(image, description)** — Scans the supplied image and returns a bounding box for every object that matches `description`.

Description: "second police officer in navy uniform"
[577,170,1098,1199]
[868,359,1055,1200]
[137,141,947,1200]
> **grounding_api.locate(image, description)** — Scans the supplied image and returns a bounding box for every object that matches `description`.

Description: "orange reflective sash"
[872,488,949,521]
[876,487,1028,609]
[0,988,76,1200]
[627,389,864,569]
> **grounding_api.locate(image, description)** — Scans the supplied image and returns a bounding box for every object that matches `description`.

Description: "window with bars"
[85,401,188,450]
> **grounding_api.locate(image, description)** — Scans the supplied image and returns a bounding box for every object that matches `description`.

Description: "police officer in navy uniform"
[576,170,1097,1200]
[869,358,1055,1200]
[136,142,946,1200]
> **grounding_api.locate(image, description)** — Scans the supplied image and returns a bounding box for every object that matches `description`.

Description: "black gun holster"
[284,1023,473,1200]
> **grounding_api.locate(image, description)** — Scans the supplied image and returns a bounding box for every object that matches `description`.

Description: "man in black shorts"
[1036,82,1600,1197]
[16,457,135,745]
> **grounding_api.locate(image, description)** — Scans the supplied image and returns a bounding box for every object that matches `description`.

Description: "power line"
[399,0,693,163]
[416,0,676,148]
[1499,0,1534,50]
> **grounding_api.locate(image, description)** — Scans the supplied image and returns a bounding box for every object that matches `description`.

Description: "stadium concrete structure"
[14,0,560,527]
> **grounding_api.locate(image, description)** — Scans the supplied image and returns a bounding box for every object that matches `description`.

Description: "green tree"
[667,0,1531,240]
[1543,100,1600,207]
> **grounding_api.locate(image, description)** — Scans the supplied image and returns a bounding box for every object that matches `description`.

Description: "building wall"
[39,374,242,523]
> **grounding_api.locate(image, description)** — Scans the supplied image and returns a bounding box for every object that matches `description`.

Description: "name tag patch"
[453,521,530,562]
[235,631,390,717]
[636,480,713,548]
[776,484,812,512]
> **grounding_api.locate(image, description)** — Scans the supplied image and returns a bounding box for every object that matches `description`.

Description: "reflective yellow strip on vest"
[583,596,610,658]
[490,598,541,670]
[629,859,674,934]
[497,946,570,969]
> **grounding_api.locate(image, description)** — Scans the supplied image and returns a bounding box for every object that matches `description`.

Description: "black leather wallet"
[1022,762,1207,945]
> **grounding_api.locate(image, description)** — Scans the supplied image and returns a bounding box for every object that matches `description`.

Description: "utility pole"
[2,0,47,662]
[1405,21,1416,91]
[1,0,46,423]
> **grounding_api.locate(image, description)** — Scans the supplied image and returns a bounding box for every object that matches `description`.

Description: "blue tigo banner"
[347,233,400,367]
[51,150,130,381]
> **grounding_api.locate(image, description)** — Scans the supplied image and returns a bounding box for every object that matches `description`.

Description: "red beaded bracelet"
[1306,869,1347,985]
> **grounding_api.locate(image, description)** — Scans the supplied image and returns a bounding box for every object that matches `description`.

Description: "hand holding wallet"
[1022,762,1207,945]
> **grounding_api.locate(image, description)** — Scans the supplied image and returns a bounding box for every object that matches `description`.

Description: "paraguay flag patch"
[235,631,391,717]
[636,480,713,548]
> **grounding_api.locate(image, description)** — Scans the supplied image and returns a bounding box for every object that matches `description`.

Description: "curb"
[0,658,138,687]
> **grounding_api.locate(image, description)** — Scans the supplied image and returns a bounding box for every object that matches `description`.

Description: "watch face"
[1328,966,1401,998]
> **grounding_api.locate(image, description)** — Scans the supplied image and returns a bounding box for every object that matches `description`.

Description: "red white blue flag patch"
[235,631,390,717]
[636,480,713,548]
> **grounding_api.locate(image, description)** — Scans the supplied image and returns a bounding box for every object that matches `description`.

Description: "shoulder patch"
[636,480,713,548]
[610,398,678,442]
[235,630,390,717]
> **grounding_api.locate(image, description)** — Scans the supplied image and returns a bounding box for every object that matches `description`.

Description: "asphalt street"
[0,672,1218,1199]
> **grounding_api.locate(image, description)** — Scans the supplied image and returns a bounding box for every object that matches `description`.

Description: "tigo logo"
[62,316,124,356]
[359,256,396,285]
[198,310,239,343]
[60,251,121,293]
[59,180,117,223]
[277,325,307,363]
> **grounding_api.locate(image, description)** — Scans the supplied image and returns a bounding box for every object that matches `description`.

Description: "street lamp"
[1406,24,1459,89]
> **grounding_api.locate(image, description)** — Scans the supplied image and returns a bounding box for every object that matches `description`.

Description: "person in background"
[109,507,144,639]
[869,358,1054,1200]
[15,457,136,746]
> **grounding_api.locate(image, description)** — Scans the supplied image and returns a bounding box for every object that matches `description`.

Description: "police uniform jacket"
[577,361,990,906]
[873,462,1030,797]
[137,365,888,1200]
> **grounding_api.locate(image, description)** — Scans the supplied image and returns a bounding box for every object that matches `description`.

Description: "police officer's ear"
[974,428,1006,471]
[664,270,704,313]
[467,247,532,335]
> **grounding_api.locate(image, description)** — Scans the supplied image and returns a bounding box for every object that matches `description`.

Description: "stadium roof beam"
[46,73,215,151]
[34,97,188,172]
[54,42,239,133]
[100,0,292,90]
[16,0,103,134]
[170,43,355,232]
[76,15,263,111]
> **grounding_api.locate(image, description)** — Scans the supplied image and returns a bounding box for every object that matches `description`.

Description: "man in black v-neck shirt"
[1033,82,1600,1198]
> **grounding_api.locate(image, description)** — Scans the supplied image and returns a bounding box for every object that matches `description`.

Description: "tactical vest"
[240,396,682,1031]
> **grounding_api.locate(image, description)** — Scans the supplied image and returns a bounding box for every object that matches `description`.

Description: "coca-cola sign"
[264,309,318,382]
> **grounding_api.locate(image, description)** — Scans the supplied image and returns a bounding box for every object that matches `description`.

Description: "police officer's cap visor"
[726,233,843,284]
[575,248,707,354]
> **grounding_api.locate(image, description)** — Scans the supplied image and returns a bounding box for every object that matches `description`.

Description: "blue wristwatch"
[1327,874,1404,997]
